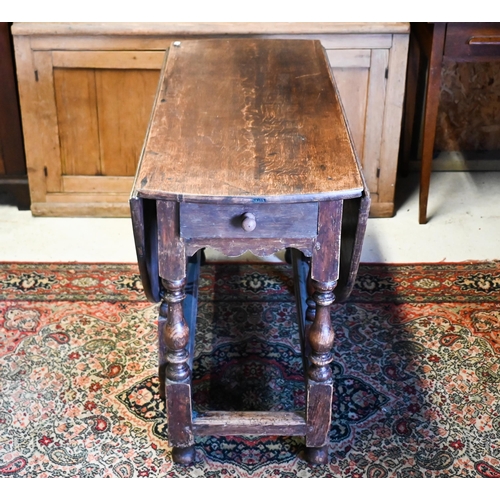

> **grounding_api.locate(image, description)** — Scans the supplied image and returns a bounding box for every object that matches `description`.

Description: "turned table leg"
[162,277,195,465]
[305,263,316,322]
[304,279,336,465]
[158,297,168,401]
[302,199,343,464]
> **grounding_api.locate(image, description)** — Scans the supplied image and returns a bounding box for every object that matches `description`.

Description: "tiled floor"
[1,171,499,264]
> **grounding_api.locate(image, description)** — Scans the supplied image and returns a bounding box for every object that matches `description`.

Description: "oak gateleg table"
[130,38,370,465]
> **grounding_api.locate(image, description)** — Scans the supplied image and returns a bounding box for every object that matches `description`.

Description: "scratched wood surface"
[12,23,410,36]
[135,38,363,203]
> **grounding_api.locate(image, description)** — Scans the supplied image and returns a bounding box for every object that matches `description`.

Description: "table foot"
[304,445,329,465]
[172,445,196,465]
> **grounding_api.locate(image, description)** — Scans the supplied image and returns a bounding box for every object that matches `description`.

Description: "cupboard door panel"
[54,68,101,177]
[330,64,369,167]
[61,175,133,193]
[326,48,371,68]
[95,68,160,176]
[50,51,162,185]
[378,34,409,210]
[361,49,388,195]
[32,50,63,195]
[329,48,388,198]
[52,50,165,69]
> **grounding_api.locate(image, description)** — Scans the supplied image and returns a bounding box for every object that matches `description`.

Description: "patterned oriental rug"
[1,261,500,478]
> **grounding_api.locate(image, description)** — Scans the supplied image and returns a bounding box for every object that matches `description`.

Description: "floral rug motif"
[1,261,500,477]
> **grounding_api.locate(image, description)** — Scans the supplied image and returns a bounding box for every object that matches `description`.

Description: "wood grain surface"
[135,39,363,203]
[12,22,410,36]
[193,411,307,436]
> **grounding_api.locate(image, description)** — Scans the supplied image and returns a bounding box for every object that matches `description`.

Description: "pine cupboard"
[12,22,409,217]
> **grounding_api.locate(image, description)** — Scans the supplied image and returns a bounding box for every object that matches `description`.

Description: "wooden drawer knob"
[241,212,256,232]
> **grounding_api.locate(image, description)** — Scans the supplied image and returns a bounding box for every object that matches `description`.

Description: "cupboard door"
[326,47,388,200]
[31,49,164,215]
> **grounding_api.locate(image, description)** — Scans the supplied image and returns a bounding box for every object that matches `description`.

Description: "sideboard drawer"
[179,202,319,239]
[444,23,500,61]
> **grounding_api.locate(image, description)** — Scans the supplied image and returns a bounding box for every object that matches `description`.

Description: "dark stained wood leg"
[307,280,335,383]
[290,250,333,464]
[419,23,446,224]
[419,76,440,224]
[305,262,316,322]
[159,251,201,401]
[163,278,190,381]
[162,277,195,464]
[158,297,168,400]
[291,248,311,375]
[305,279,336,457]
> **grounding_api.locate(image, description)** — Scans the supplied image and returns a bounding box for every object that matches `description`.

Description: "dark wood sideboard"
[0,22,29,209]
[401,22,500,224]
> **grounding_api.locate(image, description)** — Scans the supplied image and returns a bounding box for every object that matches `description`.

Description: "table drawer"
[180,202,319,239]
[444,23,500,61]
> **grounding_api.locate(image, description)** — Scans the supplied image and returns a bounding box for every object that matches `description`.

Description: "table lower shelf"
[193,411,307,436]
